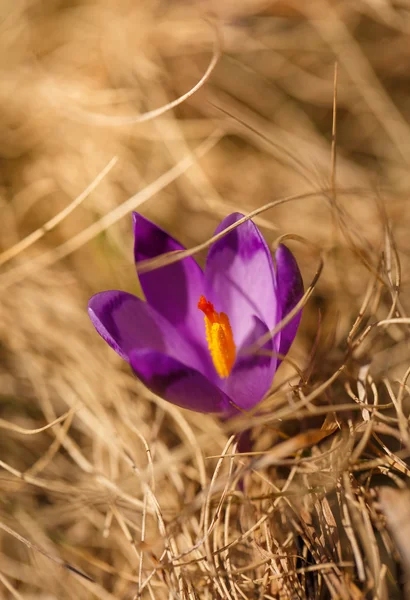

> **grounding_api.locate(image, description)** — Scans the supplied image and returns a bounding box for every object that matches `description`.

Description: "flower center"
[197,295,236,379]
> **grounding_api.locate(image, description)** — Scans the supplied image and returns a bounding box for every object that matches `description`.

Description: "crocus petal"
[204,213,278,348]
[223,316,278,411]
[133,213,206,345]
[275,244,304,360]
[88,290,203,372]
[130,349,234,415]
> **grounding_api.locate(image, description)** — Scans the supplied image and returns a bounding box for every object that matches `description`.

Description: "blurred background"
[1,0,410,598]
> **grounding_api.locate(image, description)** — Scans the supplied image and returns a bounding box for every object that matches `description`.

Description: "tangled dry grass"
[2,0,410,598]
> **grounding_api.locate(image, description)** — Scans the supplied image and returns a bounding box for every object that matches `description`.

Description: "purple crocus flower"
[88,212,303,416]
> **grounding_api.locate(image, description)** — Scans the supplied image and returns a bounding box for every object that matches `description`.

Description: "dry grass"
[1,0,410,598]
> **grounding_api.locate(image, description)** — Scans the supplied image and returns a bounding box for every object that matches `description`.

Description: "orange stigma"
[198,295,236,379]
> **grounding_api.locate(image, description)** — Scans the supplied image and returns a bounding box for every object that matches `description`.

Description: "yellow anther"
[198,295,236,378]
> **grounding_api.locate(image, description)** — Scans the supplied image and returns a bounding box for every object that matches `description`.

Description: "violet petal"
[130,349,234,414]
[204,213,279,348]
[133,213,205,345]
[88,290,203,372]
[223,316,278,411]
[275,244,304,360]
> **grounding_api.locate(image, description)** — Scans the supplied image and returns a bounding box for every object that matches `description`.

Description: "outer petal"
[133,213,205,345]
[223,316,278,411]
[130,349,234,415]
[275,244,304,359]
[88,290,203,373]
[204,213,279,348]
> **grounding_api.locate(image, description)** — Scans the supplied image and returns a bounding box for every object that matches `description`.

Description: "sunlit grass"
[0,1,410,598]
